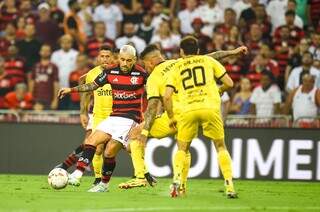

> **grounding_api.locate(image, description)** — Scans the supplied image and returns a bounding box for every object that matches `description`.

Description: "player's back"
[86,66,113,118]
[168,55,226,112]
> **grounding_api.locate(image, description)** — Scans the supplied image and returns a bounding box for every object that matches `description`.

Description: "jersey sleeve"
[166,70,178,92]
[94,70,108,87]
[146,75,161,100]
[208,57,227,80]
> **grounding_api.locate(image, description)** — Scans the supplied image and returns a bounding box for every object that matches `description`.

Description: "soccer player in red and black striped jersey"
[58,45,147,192]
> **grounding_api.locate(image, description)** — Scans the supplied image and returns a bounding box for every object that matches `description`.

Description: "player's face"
[98,50,113,68]
[119,52,136,72]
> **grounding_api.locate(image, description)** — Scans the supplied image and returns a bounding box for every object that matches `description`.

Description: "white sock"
[72,169,83,178]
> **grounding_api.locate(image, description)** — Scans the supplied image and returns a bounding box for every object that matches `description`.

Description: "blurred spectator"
[150,1,169,32]
[35,2,62,49]
[57,0,70,14]
[4,45,26,88]
[150,20,180,57]
[229,77,252,114]
[266,0,288,30]
[254,4,272,41]
[29,44,59,111]
[280,0,304,28]
[250,71,281,117]
[171,17,182,37]
[16,17,26,40]
[48,0,65,29]
[0,0,19,32]
[206,32,226,52]
[19,0,36,25]
[197,0,224,37]
[244,23,269,58]
[178,0,200,35]
[78,0,94,38]
[93,0,123,40]
[17,24,42,72]
[286,52,320,91]
[232,0,250,21]
[295,0,308,27]
[51,34,78,89]
[86,21,115,59]
[273,26,296,77]
[118,0,144,24]
[69,54,89,110]
[309,32,320,63]
[0,56,9,108]
[274,10,305,47]
[284,74,320,121]
[137,13,154,44]
[239,0,259,32]
[215,8,237,35]
[63,0,86,52]
[308,0,320,29]
[4,83,33,110]
[285,38,310,82]
[248,47,280,87]
[191,18,211,54]
[0,22,16,57]
[224,46,244,83]
[225,26,242,48]
[116,21,146,54]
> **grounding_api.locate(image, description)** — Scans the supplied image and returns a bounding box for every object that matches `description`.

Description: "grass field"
[0,175,319,212]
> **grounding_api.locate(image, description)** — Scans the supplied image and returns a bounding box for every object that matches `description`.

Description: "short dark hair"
[68,0,77,8]
[99,44,114,52]
[261,70,275,82]
[140,44,160,59]
[180,36,199,55]
[285,10,295,17]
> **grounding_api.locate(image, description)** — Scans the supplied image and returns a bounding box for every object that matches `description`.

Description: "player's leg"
[92,143,104,185]
[68,129,111,186]
[180,150,191,194]
[57,129,91,170]
[88,139,123,192]
[201,109,237,198]
[171,111,198,197]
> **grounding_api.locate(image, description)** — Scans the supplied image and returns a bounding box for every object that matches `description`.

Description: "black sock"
[76,144,96,172]
[102,157,116,183]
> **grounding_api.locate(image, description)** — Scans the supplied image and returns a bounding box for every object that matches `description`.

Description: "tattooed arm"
[143,98,161,131]
[207,46,248,62]
[58,82,99,99]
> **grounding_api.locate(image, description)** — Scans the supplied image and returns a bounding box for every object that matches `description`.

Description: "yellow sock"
[92,153,103,178]
[173,150,187,183]
[217,150,233,182]
[181,151,191,188]
[130,140,146,178]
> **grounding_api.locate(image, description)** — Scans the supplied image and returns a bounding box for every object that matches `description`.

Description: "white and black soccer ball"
[48,168,68,189]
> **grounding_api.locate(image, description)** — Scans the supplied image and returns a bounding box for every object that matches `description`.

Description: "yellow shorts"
[177,109,224,142]
[149,112,177,138]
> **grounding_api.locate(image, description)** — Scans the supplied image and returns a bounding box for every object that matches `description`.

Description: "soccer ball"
[48,168,68,189]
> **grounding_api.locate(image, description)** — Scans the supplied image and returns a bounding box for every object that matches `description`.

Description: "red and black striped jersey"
[94,64,147,123]
[4,57,26,88]
[86,37,115,58]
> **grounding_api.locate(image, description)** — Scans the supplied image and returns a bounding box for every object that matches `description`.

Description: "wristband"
[141,129,149,137]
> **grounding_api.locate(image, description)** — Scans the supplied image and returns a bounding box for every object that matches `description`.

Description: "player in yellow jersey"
[119,43,247,190]
[163,36,236,198]
[56,45,114,185]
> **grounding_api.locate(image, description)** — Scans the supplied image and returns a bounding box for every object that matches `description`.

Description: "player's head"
[97,44,114,68]
[140,44,163,73]
[180,36,199,57]
[119,45,137,72]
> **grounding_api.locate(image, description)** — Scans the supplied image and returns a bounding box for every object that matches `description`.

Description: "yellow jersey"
[86,66,113,118]
[146,59,181,114]
[167,55,226,113]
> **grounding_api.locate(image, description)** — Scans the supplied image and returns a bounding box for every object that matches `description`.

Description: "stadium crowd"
[0,0,319,122]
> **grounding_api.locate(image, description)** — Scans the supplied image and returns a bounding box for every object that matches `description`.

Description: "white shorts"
[86,114,93,131]
[96,116,137,147]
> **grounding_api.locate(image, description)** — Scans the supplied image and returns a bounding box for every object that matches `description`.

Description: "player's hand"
[80,114,89,129]
[234,46,248,56]
[58,88,71,99]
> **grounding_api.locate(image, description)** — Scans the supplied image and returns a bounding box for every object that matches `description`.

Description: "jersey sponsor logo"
[131,72,141,76]
[130,76,138,85]
[113,78,119,82]
[113,91,137,100]
[110,70,119,74]
[97,89,112,96]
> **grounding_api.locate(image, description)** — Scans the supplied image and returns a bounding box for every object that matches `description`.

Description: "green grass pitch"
[0,175,319,212]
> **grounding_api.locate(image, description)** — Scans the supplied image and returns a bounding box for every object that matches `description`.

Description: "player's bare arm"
[163,86,176,129]
[207,46,248,61]
[58,82,99,99]
[218,74,234,95]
